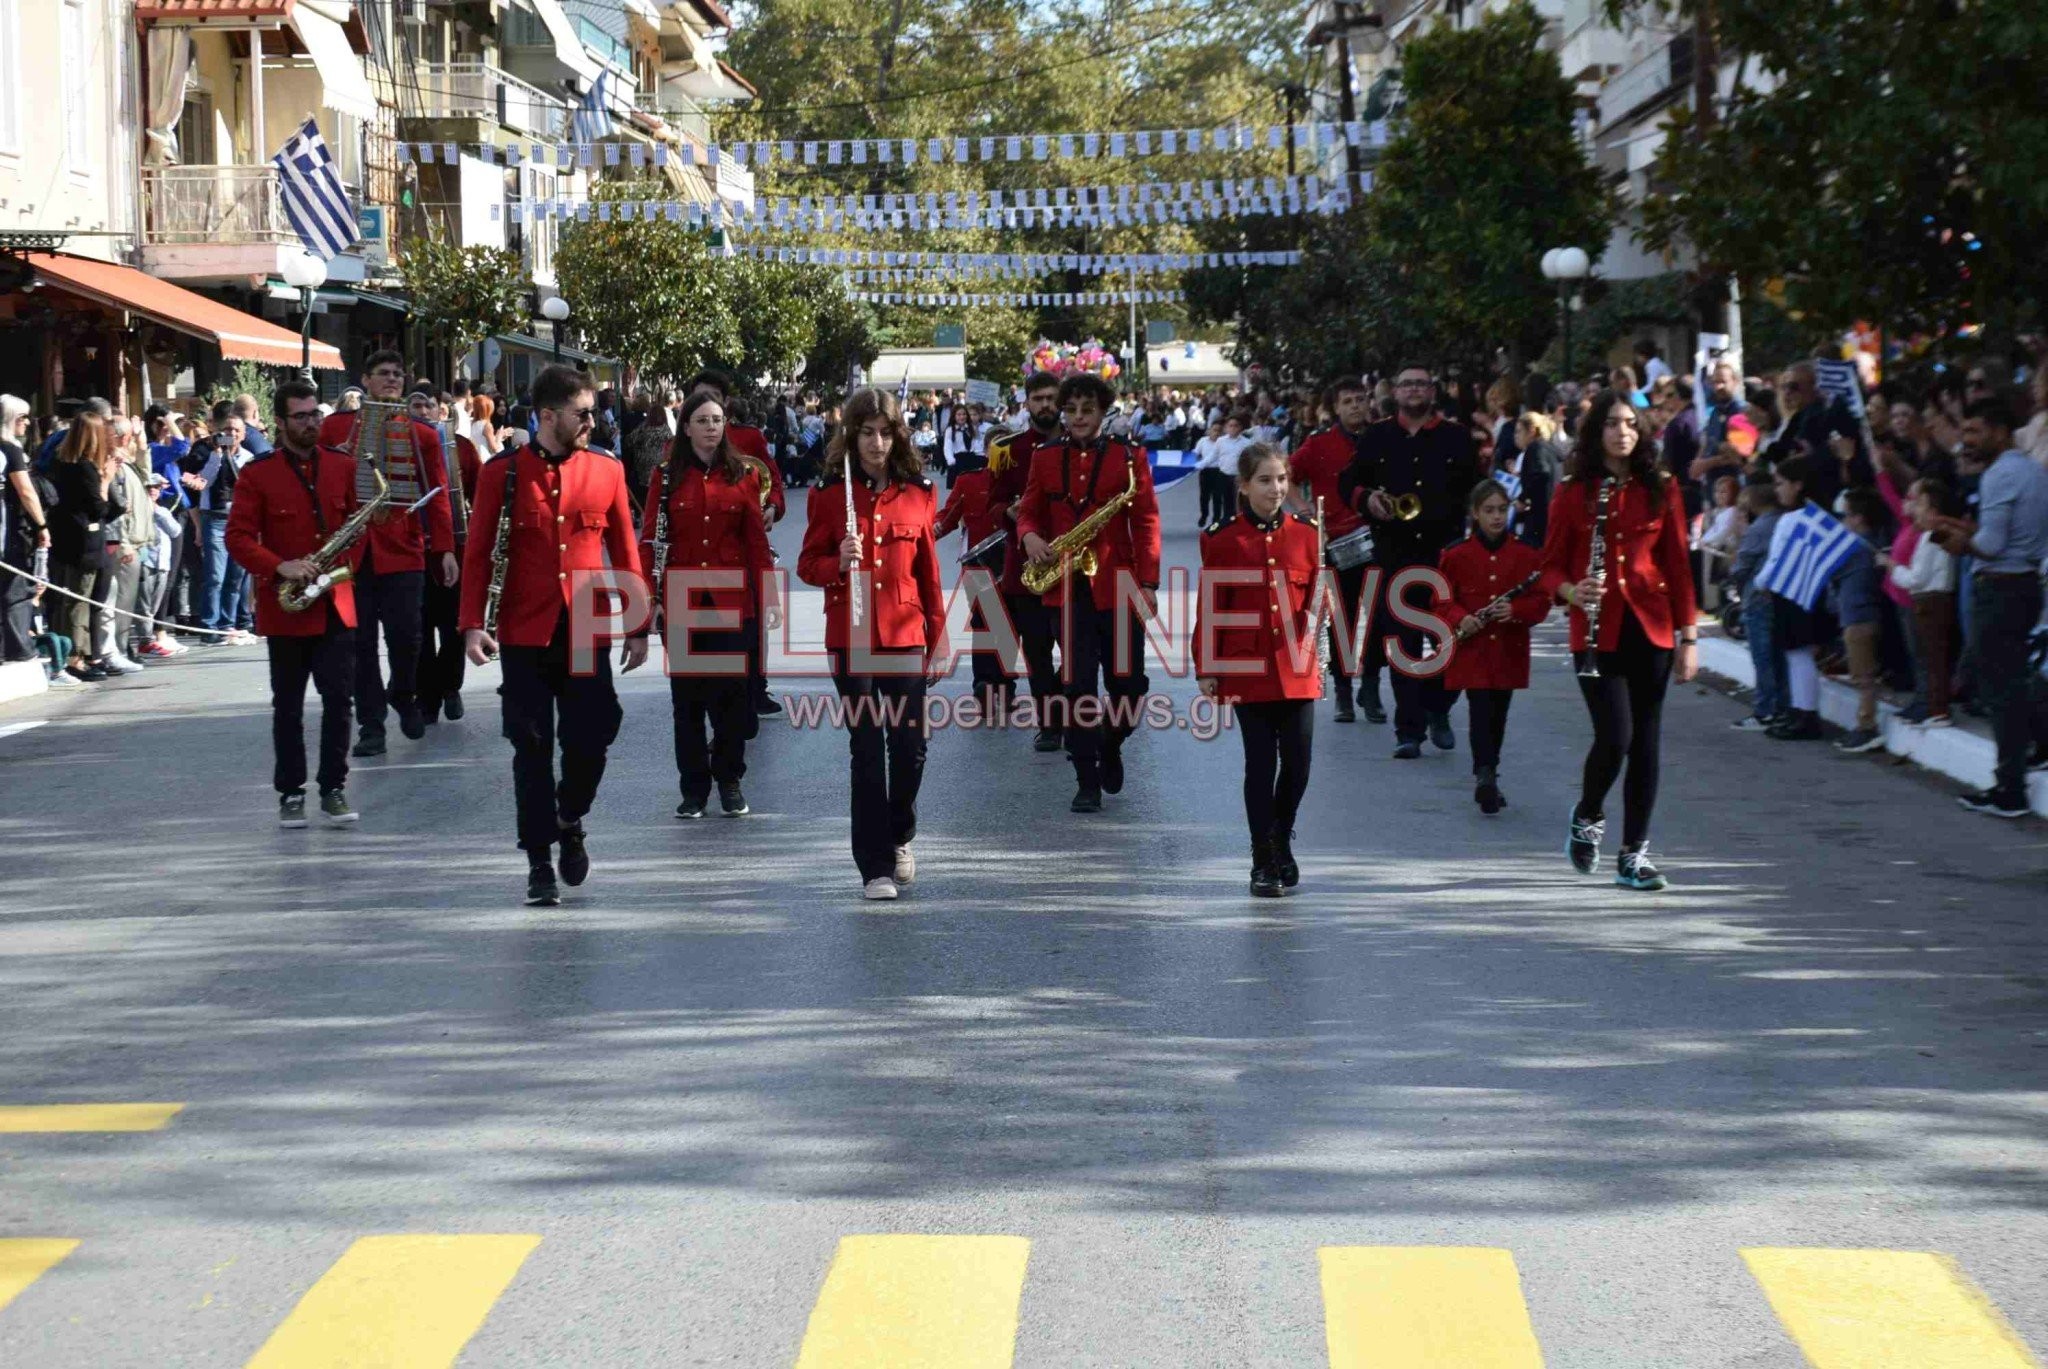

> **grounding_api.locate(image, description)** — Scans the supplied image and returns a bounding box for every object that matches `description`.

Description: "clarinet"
[1576,476,1618,680]
[481,458,516,650]
[1308,493,1332,687]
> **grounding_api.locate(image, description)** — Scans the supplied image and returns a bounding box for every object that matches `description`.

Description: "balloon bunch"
[1024,339,1122,381]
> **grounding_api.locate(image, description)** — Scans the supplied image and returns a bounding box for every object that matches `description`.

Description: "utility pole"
[1691,0,1736,355]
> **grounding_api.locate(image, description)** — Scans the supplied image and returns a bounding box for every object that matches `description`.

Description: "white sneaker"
[863,877,900,901]
[101,655,141,675]
[111,652,145,672]
[893,844,916,886]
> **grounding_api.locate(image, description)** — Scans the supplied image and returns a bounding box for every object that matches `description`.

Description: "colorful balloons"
[1023,338,1121,381]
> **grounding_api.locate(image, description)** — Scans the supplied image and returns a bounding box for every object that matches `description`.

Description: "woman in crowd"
[1195,443,1321,897]
[1506,411,1561,547]
[641,390,781,820]
[48,412,121,681]
[1542,389,1698,891]
[942,403,979,487]
[797,388,945,902]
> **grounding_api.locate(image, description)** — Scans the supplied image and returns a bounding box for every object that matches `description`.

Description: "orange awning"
[135,0,293,20]
[28,253,345,372]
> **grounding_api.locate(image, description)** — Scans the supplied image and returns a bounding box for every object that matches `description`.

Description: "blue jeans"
[198,512,232,631]
[1742,590,1785,719]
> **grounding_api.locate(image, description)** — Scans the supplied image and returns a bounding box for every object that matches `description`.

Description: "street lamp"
[1540,246,1591,380]
[540,295,570,362]
[280,250,329,378]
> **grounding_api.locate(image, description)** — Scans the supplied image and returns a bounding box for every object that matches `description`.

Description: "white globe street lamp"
[540,294,570,361]
[280,250,329,377]
[1540,246,1591,378]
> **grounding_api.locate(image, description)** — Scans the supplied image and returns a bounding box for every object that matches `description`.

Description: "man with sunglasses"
[462,364,648,907]
[1768,362,1867,511]
[320,349,457,758]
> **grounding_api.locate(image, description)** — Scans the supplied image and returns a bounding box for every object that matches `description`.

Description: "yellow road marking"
[243,1234,539,1369]
[1319,1246,1546,1367]
[0,1239,79,1314]
[794,1234,1031,1369]
[1743,1248,2040,1368]
[0,1104,184,1132]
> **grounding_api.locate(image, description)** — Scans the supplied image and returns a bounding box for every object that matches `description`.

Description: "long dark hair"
[1567,389,1665,489]
[667,390,745,489]
[825,387,924,485]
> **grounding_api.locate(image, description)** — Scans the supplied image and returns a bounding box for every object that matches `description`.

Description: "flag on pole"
[571,71,614,144]
[272,119,359,260]
[1755,503,1860,610]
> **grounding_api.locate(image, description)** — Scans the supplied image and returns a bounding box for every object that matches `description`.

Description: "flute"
[845,449,864,629]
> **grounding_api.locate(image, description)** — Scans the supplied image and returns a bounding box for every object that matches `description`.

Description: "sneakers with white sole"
[863,877,900,901]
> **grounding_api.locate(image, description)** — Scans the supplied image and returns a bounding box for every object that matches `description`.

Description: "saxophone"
[280,465,392,613]
[1021,462,1138,596]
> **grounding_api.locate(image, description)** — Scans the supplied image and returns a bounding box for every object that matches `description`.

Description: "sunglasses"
[555,407,596,425]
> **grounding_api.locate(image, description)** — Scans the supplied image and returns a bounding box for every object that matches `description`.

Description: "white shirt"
[1206,433,1250,473]
[1889,534,1957,595]
[1642,357,1673,384]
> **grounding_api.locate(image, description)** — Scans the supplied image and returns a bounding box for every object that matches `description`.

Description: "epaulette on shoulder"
[912,474,934,491]
[483,449,516,465]
[1201,517,1231,538]
[1289,510,1316,527]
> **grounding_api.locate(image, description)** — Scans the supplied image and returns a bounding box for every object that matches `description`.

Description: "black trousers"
[1197,469,1231,524]
[353,561,423,731]
[267,613,355,795]
[1466,688,1514,773]
[1972,573,2046,800]
[669,626,750,799]
[742,611,772,710]
[1574,613,1673,848]
[1325,560,1368,707]
[0,562,34,663]
[500,612,624,856]
[1380,558,1458,741]
[1236,698,1313,842]
[967,597,1010,696]
[417,572,467,712]
[1006,591,1060,727]
[1056,591,1149,781]
[832,649,928,882]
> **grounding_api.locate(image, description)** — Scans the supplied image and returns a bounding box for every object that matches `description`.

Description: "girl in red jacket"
[1195,443,1322,898]
[797,388,946,902]
[1436,480,1550,815]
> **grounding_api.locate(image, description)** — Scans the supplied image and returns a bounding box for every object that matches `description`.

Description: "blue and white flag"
[272,119,358,260]
[1497,467,1523,532]
[1811,358,1866,419]
[571,71,614,144]
[1755,502,1859,610]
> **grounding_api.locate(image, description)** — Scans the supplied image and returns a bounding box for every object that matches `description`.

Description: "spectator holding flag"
[1756,455,1840,741]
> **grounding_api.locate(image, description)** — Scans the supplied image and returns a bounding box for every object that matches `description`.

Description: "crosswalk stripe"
[0,1104,184,1132]
[794,1234,1031,1369]
[242,1234,540,1369]
[1742,1248,2040,1368]
[1319,1246,1545,1368]
[0,1239,79,1315]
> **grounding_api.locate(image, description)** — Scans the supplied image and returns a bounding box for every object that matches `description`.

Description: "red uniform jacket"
[1287,426,1367,539]
[457,446,646,648]
[726,422,787,522]
[1434,533,1550,691]
[796,474,946,656]
[1193,509,1323,703]
[223,445,362,638]
[318,409,455,574]
[934,468,1004,551]
[1538,474,1697,653]
[986,428,1045,595]
[1015,438,1163,610]
[637,458,774,621]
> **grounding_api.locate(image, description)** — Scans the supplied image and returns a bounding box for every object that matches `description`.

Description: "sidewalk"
[1697,628,2048,818]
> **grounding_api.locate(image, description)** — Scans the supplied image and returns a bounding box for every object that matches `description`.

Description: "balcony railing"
[633,85,711,146]
[142,165,295,246]
[412,58,567,138]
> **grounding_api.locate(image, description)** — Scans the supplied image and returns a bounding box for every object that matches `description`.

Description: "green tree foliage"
[396,239,527,360]
[1615,0,2048,343]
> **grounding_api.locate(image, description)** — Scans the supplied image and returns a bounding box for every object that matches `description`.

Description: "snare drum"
[1326,525,1375,570]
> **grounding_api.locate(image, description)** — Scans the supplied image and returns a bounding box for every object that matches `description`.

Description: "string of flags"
[398,120,1391,170]
[744,248,1301,272]
[848,291,1187,308]
[845,264,1212,283]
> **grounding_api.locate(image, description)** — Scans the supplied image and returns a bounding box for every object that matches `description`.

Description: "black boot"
[1250,840,1283,898]
[1333,675,1355,723]
[1360,674,1387,725]
[1270,827,1299,890]
[1071,760,1103,813]
[1475,765,1503,815]
[525,860,561,907]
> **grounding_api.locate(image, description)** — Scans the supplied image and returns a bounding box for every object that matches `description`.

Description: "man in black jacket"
[1342,364,1480,759]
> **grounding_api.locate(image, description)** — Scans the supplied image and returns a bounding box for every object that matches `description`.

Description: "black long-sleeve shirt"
[1340,414,1480,567]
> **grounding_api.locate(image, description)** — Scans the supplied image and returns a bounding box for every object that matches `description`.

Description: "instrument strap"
[286,450,326,537]
[1059,438,1112,509]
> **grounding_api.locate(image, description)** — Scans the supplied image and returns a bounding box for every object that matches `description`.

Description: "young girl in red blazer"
[797,387,946,902]
[1195,443,1322,898]
[1436,479,1550,815]
[1538,390,1699,891]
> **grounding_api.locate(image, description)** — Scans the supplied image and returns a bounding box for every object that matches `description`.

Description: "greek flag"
[571,72,614,144]
[1497,467,1523,532]
[1755,503,1859,611]
[272,119,358,260]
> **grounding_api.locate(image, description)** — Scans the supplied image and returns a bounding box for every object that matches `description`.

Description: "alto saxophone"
[1021,463,1138,596]
[280,465,392,613]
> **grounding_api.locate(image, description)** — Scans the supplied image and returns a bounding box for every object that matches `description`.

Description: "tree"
[723,257,824,386]
[396,240,526,362]
[1614,0,2048,346]
[555,180,737,383]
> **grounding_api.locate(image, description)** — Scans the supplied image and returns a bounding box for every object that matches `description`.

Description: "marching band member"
[1017,373,1163,813]
[461,365,647,908]
[418,396,482,723]
[987,371,1065,751]
[687,369,787,720]
[933,443,1011,720]
[1288,377,1380,723]
[318,352,456,758]
[1196,444,1321,897]
[796,387,946,902]
[1341,363,1479,759]
[224,380,363,827]
[640,390,780,820]
[1435,480,1550,815]
[1539,390,1698,891]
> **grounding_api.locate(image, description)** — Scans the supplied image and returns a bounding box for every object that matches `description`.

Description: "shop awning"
[136,0,293,21]
[494,332,621,371]
[290,2,376,121]
[866,349,966,390]
[28,253,346,371]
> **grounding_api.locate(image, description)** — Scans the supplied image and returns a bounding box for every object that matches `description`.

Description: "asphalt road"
[3,476,2046,1367]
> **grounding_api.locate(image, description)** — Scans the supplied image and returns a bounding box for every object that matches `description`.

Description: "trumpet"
[1390,491,1422,521]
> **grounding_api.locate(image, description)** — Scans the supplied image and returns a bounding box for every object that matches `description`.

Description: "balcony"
[1558,0,1627,82]
[1596,32,1692,131]
[409,59,567,141]
[139,165,365,284]
[633,83,712,147]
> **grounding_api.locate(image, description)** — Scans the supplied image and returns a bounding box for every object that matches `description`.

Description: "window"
[61,0,90,176]
[0,0,19,155]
